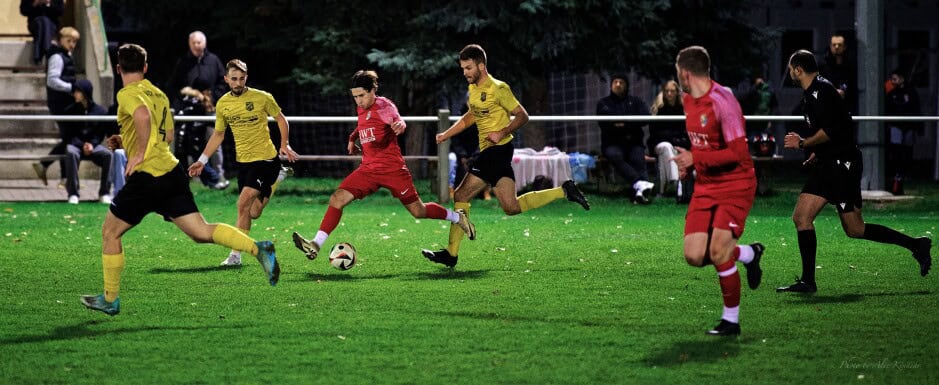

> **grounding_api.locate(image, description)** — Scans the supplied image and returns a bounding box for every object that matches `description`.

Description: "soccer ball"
[328,242,357,270]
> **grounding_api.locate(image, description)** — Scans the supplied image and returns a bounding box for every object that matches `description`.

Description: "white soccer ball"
[328,242,357,270]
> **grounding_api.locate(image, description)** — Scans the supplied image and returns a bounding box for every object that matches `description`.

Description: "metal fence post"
[437,109,451,204]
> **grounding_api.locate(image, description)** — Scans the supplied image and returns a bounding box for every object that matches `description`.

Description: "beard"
[231,86,245,96]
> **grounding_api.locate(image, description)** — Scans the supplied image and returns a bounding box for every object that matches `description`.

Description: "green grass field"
[1,178,936,384]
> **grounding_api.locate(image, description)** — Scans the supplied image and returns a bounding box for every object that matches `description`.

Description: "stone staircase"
[0,36,106,182]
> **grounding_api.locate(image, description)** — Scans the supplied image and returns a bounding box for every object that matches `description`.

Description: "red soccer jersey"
[681,81,755,186]
[349,96,407,173]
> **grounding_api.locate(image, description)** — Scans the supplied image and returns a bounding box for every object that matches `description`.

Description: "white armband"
[198,154,210,164]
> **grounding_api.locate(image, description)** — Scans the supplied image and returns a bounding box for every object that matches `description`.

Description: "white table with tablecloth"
[510,147,573,192]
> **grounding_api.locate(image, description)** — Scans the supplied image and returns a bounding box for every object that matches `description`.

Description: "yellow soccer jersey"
[116,79,178,177]
[215,88,281,163]
[467,76,521,151]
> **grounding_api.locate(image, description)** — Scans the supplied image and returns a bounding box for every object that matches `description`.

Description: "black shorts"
[467,142,515,186]
[802,157,863,213]
[237,157,281,199]
[110,164,199,225]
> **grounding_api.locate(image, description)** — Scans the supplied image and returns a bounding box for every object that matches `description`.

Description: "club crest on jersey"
[699,113,708,127]
[480,92,487,102]
[245,102,254,111]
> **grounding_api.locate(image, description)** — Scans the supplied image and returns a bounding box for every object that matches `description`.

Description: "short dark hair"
[676,46,710,76]
[226,59,247,73]
[117,44,147,73]
[788,50,818,73]
[459,44,487,65]
[351,70,378,91]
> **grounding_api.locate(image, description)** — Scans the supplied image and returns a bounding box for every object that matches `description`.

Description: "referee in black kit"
[776,50,931,293]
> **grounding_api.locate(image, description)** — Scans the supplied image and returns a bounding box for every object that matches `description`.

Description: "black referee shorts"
[110,164,199,225]
[467,142,515,186]
[802,157,863,213]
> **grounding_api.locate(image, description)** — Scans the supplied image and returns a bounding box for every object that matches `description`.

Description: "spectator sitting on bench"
[62,79,112,204]
[596,73,655,204]
[649,80,689,199]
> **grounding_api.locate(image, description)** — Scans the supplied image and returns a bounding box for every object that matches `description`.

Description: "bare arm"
[436,111,476,144]
[275,112,298,162]
[486,105,529,144]
[784,128,831,149]
[188,129,225,177]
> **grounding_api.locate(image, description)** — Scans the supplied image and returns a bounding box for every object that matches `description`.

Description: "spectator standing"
[819,34,858,113]
[884,70,921,194]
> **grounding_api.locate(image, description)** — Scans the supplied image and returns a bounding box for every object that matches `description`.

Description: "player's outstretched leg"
[422,248,458,268]
[912,236,932,277]
[743,243,764,290]
[80,294,120,316]
[455,209,476,240]
[254,240,279,286]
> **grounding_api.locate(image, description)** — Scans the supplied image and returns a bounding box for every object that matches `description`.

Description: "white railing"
[1,113,937,201]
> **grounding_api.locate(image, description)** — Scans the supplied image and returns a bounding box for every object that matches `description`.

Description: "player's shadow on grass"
[148,265,242,274]
[304,272,403,282]
[406,269,489,281]
[783,290,930,304]
[645,338,741,367]
[302,269,490,282]
[0,320,246,346]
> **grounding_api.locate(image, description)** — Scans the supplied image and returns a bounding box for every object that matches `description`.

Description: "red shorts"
[684,179,756,239]
[339,167,419,205]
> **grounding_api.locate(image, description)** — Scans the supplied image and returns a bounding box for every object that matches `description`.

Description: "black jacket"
[168,50,227,108]
[596,92,650,148]
[46,44,75,114]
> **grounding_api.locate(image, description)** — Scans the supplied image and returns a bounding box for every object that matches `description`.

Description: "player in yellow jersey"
[422,44,591,268]
[80,45,280,316]
[189,59,299,266]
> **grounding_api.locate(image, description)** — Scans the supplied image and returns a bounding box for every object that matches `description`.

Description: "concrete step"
[0,105,58,137]
[0,138,103,180]
[0,71,46,101]
[0,39,34,68]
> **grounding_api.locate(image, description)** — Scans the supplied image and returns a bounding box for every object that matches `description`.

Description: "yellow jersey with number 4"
[116,79,178,177]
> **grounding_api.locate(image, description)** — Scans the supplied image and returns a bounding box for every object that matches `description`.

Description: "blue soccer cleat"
[80,294,120,316]
[255,240,280,286]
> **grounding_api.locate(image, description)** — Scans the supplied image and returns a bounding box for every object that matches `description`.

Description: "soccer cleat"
[32,163,48,186]
[277,166,294,183]
[456,209,476,240]
[561,180,590,210]
[776,278,817,293]
[422,248,458,268]
[80,294,120,316]
[254,240,280,286]
[220,251,242,266]
[292,232,320,260]
[745,242,764,289]
[912,236,932,277]
[211,179,230,190]
[706,319,740,336]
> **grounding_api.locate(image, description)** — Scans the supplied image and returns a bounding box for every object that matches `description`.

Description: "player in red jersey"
[671,46,765,336]
[291,70,475,261]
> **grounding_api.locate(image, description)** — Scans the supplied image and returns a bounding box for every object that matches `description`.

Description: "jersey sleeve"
[117,89,147,117]
[214,107,227,132]
[376,98,402,126]
[263,91,282,117]
[694,92,751,169]
[815,88,844,141]
[495,83,521,113]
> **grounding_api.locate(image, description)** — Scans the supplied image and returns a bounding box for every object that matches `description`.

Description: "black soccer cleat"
[421,248,458,268]
[912,236,932,277]
[745,242,764,290]
[562,180,590,211]
[776,278,817,293]
[706,319,740,336]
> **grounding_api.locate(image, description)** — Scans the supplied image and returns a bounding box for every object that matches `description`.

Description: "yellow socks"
[446,201,471,256]
[102,252,125,303]
[212,223,259,256]
[517,187,565,212]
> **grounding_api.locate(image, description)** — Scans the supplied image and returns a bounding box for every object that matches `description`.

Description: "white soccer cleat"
[220,252,242,266]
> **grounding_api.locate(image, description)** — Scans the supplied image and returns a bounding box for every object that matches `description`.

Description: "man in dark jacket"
[596,73,654,204]
[62,79,112,204]
[19,0,64,65]
[168,31,227,107]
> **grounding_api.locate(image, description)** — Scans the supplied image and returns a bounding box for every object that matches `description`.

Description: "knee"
[792,214,812,229]
[684,253,705,267]
[503,206,521,216]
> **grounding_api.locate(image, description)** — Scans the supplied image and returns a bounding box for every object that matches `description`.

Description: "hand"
[671,146,693,170]
[105,135,123,150]
[486,131,505,144]
[280,144,299,162]
[187,161,204,177]
[435,133,447,145]
[783,132,802,149]
[347,141,360,155]
[125,154,144,177]
[391,120,406,135]
[82,142,93,156]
